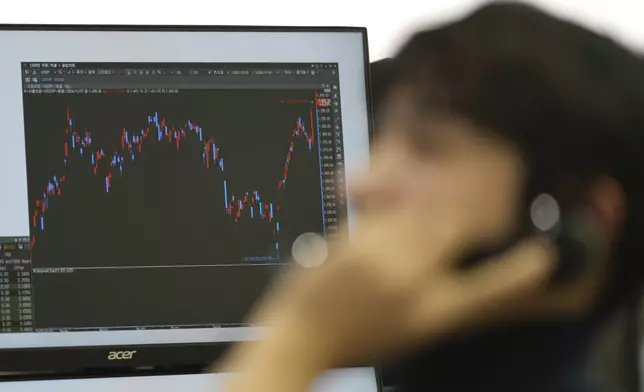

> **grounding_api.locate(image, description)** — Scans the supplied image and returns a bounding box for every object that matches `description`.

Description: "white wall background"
[1,0,643,60]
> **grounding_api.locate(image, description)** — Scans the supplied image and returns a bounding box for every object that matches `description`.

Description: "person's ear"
[587,176,626,248]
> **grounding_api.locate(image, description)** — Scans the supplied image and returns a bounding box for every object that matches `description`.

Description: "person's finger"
[457,236,557,327]
[462,236,556,304]
[463,235,606,321]
[410,236,557,337]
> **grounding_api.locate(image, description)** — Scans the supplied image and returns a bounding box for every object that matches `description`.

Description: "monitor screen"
[0,27,371,350]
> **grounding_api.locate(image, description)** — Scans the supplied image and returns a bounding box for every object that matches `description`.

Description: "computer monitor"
[0,25,372,373]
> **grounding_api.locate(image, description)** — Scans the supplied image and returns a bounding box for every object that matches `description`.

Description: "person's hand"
[253,211,555,361]
[217,200,561,392]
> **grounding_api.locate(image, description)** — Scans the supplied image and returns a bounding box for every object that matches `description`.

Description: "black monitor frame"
[0,23,374,379]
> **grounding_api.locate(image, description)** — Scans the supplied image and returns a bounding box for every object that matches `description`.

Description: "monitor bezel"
[0,342,382,392]
[0,23,374,376]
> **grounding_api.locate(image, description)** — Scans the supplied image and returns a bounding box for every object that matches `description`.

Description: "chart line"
[30,103,320,259]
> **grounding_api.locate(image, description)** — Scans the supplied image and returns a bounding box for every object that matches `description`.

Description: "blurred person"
[218,2,644,392]
[370,57,397,118]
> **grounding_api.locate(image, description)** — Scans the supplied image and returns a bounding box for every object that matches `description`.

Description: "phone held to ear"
[459,193,606,284]
[530,193,607,284]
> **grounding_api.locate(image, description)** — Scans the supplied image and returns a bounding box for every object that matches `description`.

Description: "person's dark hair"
[391,1,644,315]
[370,58,397,118]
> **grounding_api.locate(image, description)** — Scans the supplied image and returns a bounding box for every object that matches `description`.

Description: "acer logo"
[107,350,137,360]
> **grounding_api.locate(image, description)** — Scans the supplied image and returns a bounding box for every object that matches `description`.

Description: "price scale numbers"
[315,85,344,238]
[0,240,34,333]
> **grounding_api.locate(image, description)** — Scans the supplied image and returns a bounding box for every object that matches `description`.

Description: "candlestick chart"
[22,90,325,268]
